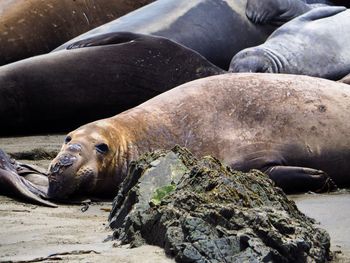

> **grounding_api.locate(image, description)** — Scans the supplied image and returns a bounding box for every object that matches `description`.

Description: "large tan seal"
[47,73,349,199]
[0,0,153,65]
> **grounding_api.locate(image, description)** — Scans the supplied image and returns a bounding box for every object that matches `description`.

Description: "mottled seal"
[245,0,333,25]
[229,7,350,80]
[0,32,223,135]
[0,0,153,65]
[55,0,275,69]
[47,73,349,199]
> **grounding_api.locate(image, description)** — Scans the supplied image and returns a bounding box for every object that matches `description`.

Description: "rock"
[109,146,331,262]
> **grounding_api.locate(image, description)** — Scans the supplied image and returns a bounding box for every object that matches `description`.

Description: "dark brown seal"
[0,32,223,135]
[0,0,154,65]
[48,73,349,199]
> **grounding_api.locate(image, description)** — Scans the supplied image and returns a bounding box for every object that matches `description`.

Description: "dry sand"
[0,135,349,262]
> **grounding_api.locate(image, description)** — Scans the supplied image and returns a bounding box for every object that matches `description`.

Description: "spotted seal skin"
[0,32,223,135]
[0,0,154,65]
[230,7,350,80]
[54,0,276,70]
[47,73,350,200]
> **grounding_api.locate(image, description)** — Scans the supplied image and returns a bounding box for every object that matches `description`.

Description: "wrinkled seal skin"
[48,73,350,199]
[0,149,57,207]
[230,7,350,80]
[55,0,275,70]
[245,0,333,25]
[0,32,223,135]
[0,0,154,65]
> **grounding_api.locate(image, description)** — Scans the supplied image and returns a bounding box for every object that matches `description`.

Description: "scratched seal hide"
[0,32,223,135]
[55,0,276,70]
[47,73,349,200]
[0,0,154,65]
[230,7,350,80]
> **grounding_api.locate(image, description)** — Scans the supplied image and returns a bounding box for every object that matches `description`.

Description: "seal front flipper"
[246,0,312,25]
[264,166,338,194]
[67,32,143,50]
[298,5,346,21]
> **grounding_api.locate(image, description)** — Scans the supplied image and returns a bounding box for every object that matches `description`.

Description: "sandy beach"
[0,135,349,262]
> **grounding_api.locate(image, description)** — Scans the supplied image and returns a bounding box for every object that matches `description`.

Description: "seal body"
[0,0,154,65]
[55,0,275,69]
[229,7,350,80]
[0,32,223,135]
[48,73,350,199]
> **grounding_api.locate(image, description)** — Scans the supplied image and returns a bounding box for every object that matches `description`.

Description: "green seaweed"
[150,183,176,206]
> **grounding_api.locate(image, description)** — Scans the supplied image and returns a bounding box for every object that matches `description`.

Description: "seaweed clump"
[109,145,330,262]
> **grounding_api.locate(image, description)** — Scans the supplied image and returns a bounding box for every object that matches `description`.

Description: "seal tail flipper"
[264,166,338,194]
[298,5,346,21]
[0,168,58,207]
[66,32,143,50]
[0,149,57,207]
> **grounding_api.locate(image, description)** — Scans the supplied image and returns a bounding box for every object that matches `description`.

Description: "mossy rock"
[109,145,330,262]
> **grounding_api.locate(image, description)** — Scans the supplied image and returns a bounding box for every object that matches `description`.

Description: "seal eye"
[96,143,109,154]
[64,136,72,144]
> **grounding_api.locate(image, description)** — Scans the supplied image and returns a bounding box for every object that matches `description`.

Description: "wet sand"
[291,191,350,262]
[0,135,349,262]
[0,196,174,263]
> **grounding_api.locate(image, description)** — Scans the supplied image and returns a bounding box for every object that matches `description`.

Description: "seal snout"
[49,153,77,174]
[48,153,79,199]
[229,48,278,74]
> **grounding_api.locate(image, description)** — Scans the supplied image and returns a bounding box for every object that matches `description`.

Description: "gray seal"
[230,6,350,80]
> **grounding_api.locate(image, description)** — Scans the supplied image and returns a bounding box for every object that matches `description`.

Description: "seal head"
[47,123,125,200]
[229,47,283,73]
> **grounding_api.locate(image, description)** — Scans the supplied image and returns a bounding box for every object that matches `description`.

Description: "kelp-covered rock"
[109,146,331,262]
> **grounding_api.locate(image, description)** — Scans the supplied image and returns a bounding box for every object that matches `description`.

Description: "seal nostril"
[59,154,77,166]
[50,163,60,174]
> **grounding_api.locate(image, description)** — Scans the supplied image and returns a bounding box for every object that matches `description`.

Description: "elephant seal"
[0,0,154,65]
[245,0,333,25]
[0,32,223,135]
[55,0,276,69]
[47,73,349,200]
[230,7,350,80]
